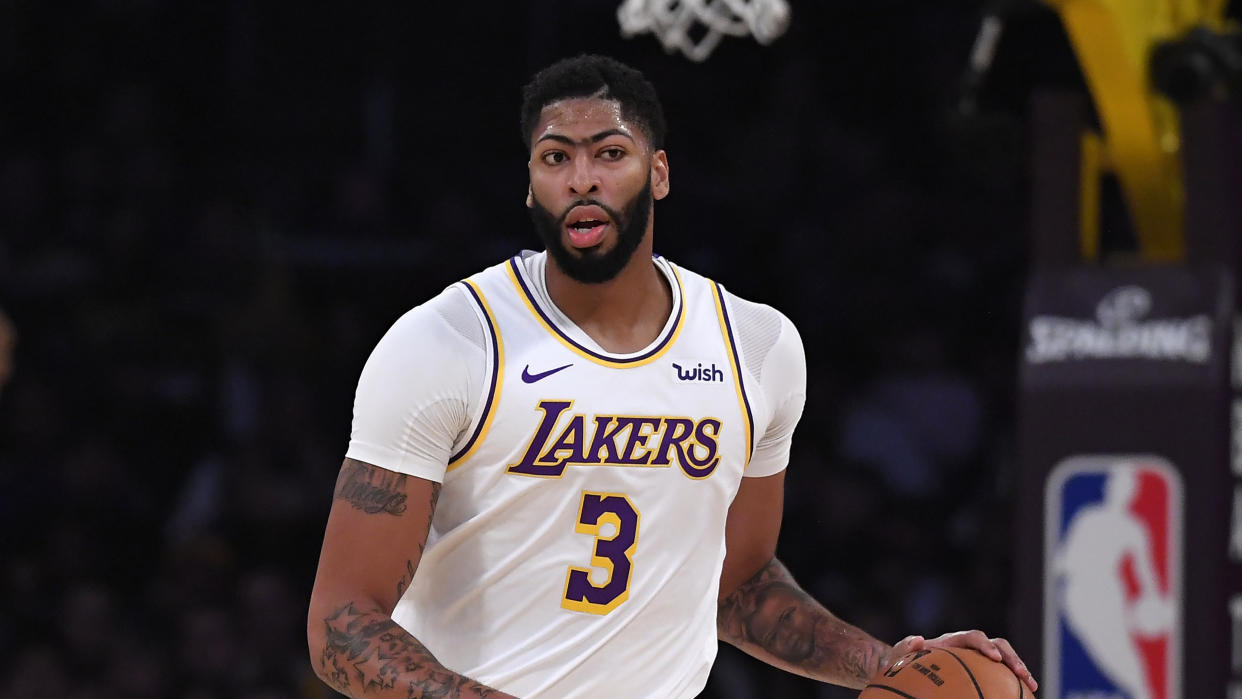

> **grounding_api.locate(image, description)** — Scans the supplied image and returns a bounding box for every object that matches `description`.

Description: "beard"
[529,175,653,285]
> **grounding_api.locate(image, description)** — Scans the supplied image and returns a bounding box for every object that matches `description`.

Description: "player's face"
[749,585,817,663]
[529,175,651,284]
[527,97,669,284]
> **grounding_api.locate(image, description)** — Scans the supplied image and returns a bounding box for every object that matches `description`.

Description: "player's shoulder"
[382,256,514,350]
[461,252,527,286]
[719,286,804,369]
[664,258,804,373]
[393,254,519,327]
[369,287,472,362]
[670,259,797,336]
[719,285,795,332]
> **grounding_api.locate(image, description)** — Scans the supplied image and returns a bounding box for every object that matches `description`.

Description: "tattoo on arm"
[396,482,442,600]
[319,601,503,698]
[396,560,415,600]
[336,460,409,515]
[717,558,889,688]
[423,483,441,554]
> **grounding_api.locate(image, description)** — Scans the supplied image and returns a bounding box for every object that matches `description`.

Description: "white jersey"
[347,251,806,698]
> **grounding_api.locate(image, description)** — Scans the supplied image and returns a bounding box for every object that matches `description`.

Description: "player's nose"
[568,158,600,196]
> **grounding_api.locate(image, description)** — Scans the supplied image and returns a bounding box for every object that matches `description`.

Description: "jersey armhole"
[716,286,802,476]
[710,281,756,469]
[446,280,504,471]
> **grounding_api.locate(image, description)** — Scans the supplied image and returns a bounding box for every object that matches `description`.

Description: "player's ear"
[526,183,534,208]
[651,150,670,200]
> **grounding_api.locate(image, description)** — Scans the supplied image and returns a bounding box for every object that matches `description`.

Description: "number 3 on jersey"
[562,492,641,614]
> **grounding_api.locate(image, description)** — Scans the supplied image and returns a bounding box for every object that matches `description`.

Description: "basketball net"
[617,0,791,62]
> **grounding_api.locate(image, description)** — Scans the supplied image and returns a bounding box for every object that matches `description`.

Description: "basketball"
[859,648,1033,698]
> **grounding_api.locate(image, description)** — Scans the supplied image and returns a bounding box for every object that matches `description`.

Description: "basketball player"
[307,55,1037,698]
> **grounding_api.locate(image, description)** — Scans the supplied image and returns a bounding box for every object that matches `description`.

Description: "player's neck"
[544,238,673,355]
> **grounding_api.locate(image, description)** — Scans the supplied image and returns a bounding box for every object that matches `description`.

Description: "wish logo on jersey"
[1044,456,1182,699]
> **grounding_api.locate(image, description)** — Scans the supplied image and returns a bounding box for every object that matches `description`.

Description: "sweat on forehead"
[534,97,636,141]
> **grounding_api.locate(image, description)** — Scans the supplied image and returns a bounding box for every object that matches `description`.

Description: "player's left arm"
[715,476,1038,691]
[713,305,1035,692]
[712,304,892,687]
[716,470,888,687]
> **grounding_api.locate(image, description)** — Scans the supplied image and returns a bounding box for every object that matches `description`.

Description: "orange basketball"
[858,648,1034,698]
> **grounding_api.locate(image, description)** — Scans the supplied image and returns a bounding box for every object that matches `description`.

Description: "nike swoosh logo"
[522,363,573,383]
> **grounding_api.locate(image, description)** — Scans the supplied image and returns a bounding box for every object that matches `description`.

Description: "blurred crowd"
[1,2,1037,697]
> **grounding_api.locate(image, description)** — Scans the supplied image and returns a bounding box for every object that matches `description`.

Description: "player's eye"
[778,606,794,625]
[598,147,625,161]
[541,151,568,165]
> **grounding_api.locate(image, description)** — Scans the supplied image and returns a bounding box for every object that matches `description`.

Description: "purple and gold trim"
[447,280,504,470]
[711,282,754,468]
[505,256,685,368]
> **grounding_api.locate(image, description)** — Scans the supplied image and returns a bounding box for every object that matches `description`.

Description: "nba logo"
[1044,456,1183,699]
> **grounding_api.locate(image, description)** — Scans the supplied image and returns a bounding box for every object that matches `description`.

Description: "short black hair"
[520,54,667,152]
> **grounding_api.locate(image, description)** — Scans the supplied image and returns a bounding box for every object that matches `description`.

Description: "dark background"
[0,1,1153,696]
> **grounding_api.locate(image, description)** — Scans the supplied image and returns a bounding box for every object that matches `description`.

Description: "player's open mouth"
[564,206,611,249]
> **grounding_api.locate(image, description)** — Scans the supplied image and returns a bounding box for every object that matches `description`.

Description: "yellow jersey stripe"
[711,282,754,468]
[447,280,504,470]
